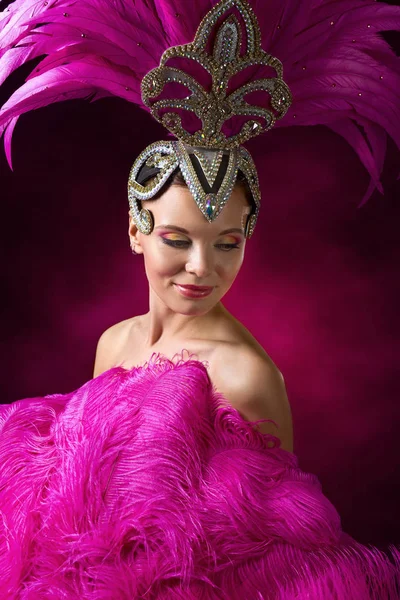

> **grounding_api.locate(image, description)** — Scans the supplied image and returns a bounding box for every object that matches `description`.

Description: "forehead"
[144,185,250,234]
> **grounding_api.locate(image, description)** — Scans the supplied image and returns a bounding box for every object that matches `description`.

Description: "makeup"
[174,284,214,298]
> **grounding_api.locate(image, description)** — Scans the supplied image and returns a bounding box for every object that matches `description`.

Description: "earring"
[129,202,154,235]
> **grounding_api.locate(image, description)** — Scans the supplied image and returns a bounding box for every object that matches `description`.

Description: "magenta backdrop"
[1,90,399,550]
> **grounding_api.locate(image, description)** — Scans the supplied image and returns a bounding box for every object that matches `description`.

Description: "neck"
[142,288,227,348]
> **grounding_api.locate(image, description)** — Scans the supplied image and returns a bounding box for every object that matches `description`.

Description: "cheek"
[143,240,245,281]
[215,250,244,279]
[143,243,180,277]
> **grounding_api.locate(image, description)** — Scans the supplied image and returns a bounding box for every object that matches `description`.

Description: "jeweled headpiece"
[1,0,399,229]
[128,0,292,238]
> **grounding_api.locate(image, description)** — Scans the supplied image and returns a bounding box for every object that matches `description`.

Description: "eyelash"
[161,238,240,252]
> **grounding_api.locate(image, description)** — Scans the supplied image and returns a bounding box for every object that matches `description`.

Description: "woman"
[0,0,399,597]
[94,170,294,452]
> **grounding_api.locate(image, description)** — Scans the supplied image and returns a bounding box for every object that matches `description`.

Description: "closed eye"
[217,243,240,251]
[161,239,240,251]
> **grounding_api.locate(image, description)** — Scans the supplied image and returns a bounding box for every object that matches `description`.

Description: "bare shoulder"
[211,342,294,453]
[93,316,139,378]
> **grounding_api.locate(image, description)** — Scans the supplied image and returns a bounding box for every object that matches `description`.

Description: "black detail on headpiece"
[189,154,230,195]
[136,164,162,186]
[135,153,256,216]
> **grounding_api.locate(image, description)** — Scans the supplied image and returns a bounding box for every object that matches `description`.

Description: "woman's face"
[129,183,251,316]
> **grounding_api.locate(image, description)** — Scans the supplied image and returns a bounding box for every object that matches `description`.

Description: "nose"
[185,245,213,279]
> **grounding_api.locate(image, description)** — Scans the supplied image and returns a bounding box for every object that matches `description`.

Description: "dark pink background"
[1,88,399,550]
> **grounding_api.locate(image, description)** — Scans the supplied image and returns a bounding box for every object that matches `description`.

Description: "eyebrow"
[155,225,244,236]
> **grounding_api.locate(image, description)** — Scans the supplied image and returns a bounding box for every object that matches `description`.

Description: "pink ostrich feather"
[0,353,400,598]
[0,0,399,204]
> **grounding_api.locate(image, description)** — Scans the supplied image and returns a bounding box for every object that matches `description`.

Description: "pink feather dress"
[0,351,399,599]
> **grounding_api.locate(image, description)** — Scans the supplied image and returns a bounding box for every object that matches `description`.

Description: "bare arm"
[222,353,294,453]
[93,329,113,378]
[93,322,126,378]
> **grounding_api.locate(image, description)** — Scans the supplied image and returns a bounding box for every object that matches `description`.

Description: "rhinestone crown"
[129,0,292,239]
[141,0,292,150]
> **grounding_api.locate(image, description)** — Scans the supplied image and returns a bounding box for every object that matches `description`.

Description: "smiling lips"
[177,284,213,291]
[174,284,214,298]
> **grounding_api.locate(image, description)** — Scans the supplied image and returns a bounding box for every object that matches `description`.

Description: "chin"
[172,297,216,315]
[177,305,211,316]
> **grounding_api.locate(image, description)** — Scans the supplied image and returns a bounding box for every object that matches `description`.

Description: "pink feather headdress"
[0,0,399,208]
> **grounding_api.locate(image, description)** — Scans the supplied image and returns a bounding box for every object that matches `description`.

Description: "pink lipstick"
[174,284,214,298]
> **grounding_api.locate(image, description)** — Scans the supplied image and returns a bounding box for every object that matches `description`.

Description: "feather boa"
[0,0,399,205]
[0,352,399,599]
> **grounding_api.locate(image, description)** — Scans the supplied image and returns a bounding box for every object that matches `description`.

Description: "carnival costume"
[1,0,400,598]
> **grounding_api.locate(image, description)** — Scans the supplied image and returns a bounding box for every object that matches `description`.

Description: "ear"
[128,213,144,255]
